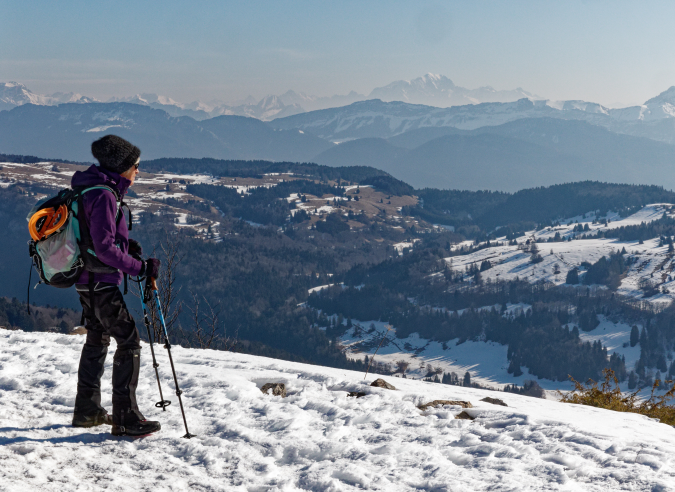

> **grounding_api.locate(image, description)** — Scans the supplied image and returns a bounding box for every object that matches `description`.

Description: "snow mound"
[1,330,674,491]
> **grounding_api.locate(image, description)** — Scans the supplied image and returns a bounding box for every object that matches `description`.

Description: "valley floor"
[1,330,674,491]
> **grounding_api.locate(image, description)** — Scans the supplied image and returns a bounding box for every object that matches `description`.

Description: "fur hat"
[91,135,141,174]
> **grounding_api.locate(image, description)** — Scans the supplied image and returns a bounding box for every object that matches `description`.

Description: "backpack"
[27,185,127,289]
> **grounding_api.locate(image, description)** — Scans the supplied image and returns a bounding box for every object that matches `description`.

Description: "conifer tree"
[630,325,639,347]
[566,268,579,285]
[657,354,668,373]
[628,371,637,390]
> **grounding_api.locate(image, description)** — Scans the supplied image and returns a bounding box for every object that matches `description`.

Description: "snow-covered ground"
[135,172,218,186]
[392,239,420,255]
[1,330,675,491]
[308,283,343,294]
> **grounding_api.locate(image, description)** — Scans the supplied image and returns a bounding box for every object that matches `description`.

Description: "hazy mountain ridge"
[0,102,331,162]
[272,88,675,146]
[313,118,675,191]
[5,90,675,191]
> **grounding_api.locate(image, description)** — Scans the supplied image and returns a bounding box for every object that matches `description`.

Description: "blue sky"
[1,0,674,106]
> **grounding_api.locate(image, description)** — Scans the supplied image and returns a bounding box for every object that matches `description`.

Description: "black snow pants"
[75,282,145,426]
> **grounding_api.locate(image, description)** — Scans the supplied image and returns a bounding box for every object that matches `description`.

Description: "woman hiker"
[70,135,162,436]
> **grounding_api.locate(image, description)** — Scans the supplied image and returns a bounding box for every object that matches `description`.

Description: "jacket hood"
[71,164,131,197]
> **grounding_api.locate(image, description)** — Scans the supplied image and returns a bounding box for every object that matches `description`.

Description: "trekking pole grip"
[149,277,158,292]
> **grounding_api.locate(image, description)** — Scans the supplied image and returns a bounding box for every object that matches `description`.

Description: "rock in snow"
[417,400,473,411]
[454,410,476,421]
[480,397,509,407]
[261,382,287,398]
[1,330,675,491]
[370,378,396,390]
[347,391,366,398]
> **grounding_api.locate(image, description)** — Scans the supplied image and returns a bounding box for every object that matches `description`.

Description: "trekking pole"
[137,277,171,411]
[148,276,195,439]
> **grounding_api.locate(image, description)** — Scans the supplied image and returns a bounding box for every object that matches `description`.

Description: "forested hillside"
[408,181,675,238]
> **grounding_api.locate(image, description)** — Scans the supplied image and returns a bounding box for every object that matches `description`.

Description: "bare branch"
[147,232,184,344]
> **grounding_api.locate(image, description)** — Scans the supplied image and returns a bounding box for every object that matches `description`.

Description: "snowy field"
[2,330,675,491]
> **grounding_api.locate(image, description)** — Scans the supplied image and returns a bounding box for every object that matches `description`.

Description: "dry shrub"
[559,369,675,425]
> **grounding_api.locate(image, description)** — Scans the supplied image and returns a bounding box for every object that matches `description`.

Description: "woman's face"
[120,159,140,186]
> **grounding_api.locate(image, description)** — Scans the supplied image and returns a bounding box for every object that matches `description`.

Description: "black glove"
[141,258,161,280]
[128,239,143,259]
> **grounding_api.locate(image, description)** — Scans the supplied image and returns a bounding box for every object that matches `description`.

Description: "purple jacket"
[71,165,143,285]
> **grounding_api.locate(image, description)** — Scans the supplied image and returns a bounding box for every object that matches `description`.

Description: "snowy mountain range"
[0,81,95,111]
[5,75,675,136]
[0,82,305,121]
[107,93,306,121]
[0,74,542,121]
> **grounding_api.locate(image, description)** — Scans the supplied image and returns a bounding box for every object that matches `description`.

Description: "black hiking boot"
[111,419,161,437]
[72,411,113,428]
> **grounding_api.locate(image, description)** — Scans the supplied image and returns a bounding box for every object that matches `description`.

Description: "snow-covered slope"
[1,330,674,491]
[446,204,675,305]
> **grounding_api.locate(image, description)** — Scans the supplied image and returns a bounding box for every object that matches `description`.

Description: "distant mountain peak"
[422,72,442,80]
[3,81,28,89]
[367,74,538,107]
[645,86,675,105]
[110,93,180,107]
